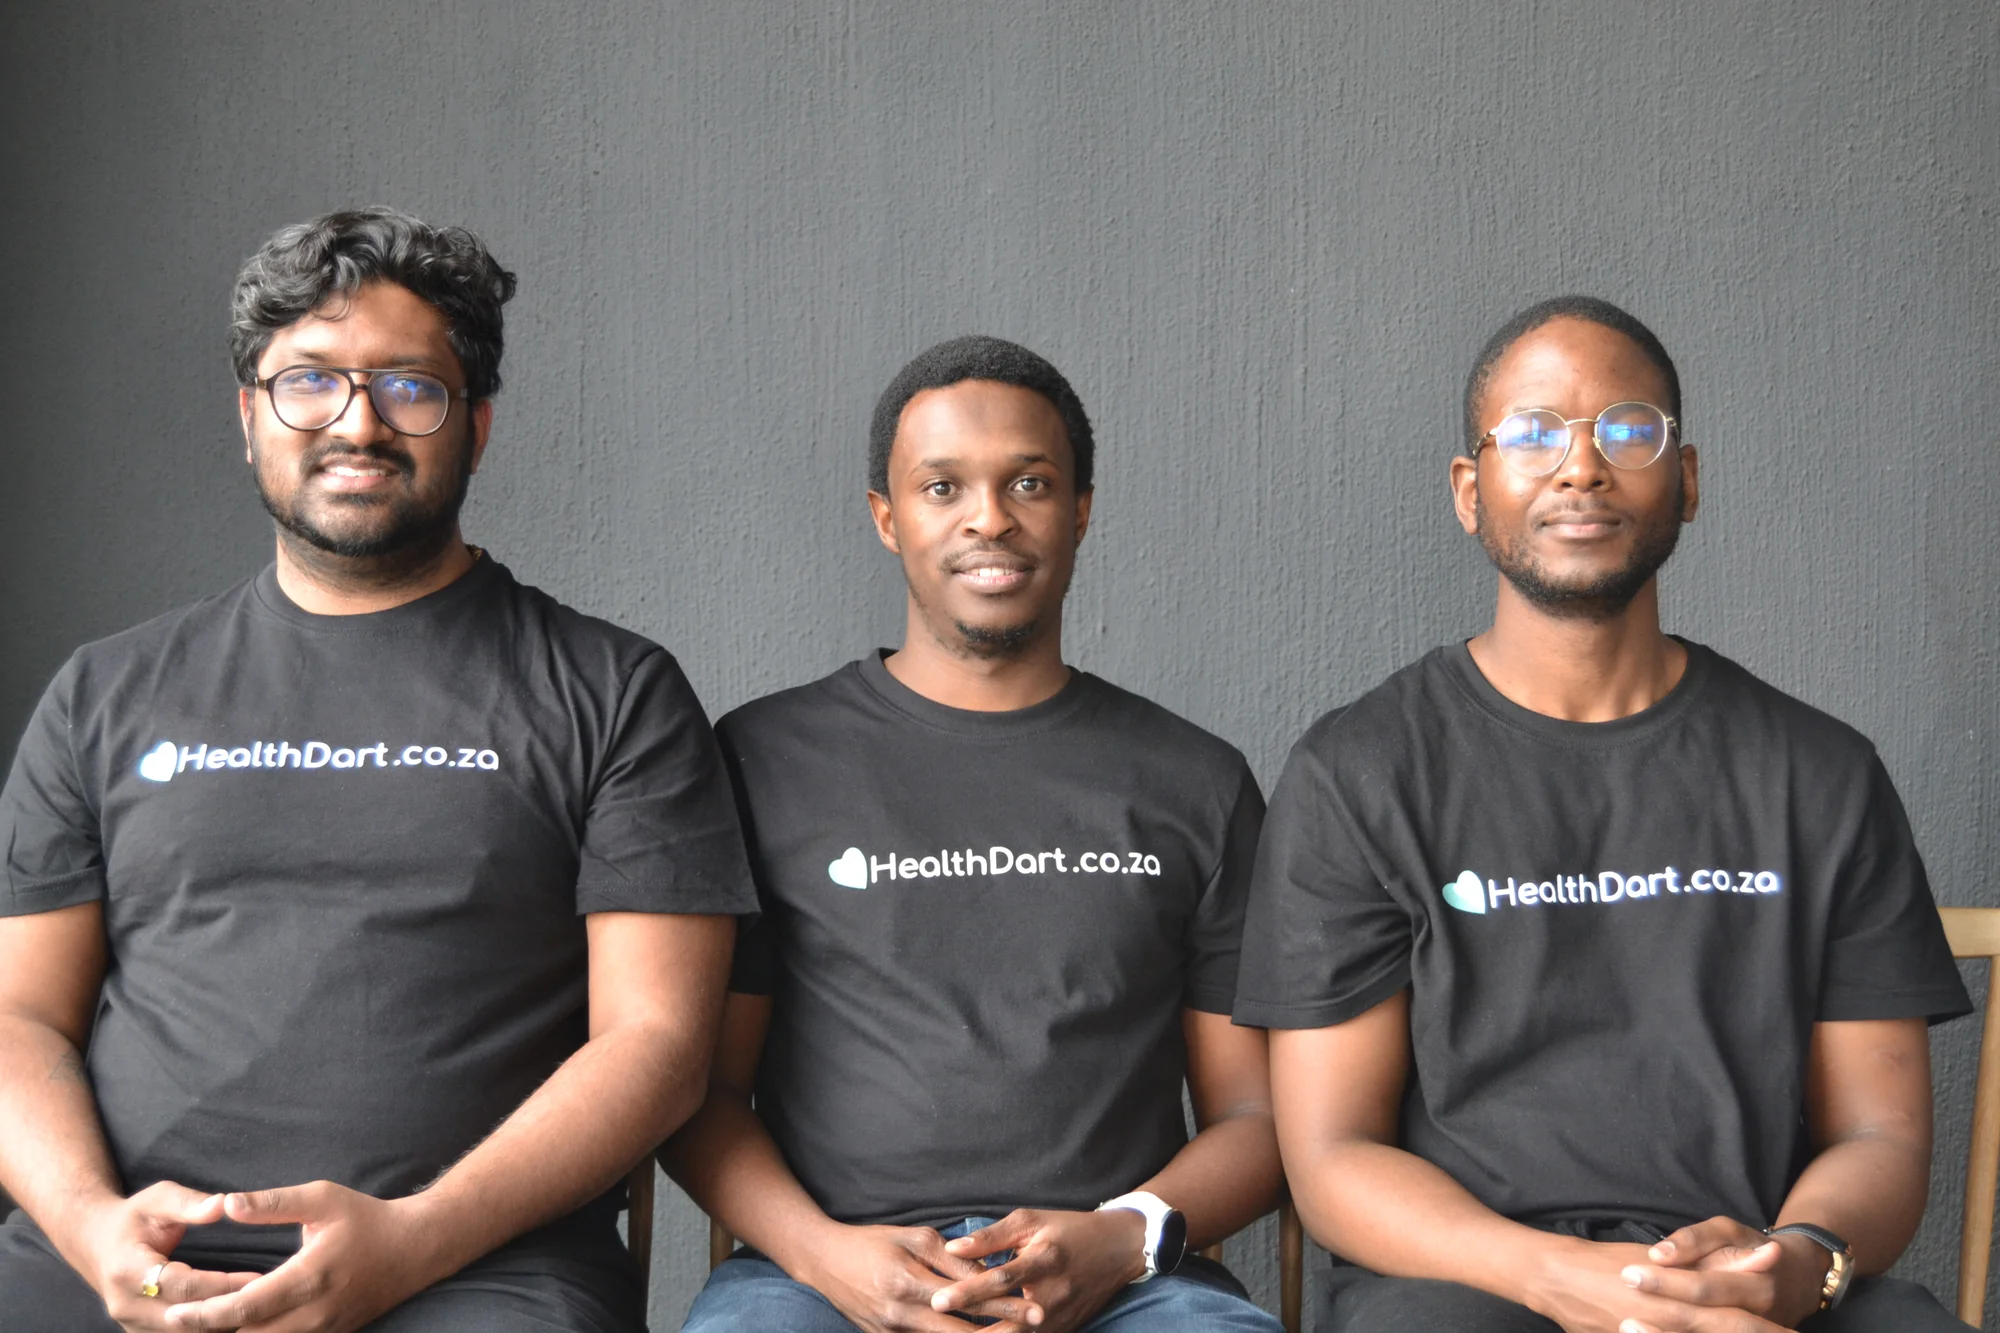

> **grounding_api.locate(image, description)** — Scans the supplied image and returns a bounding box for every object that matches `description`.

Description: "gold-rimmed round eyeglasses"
[1475,401,1679,478]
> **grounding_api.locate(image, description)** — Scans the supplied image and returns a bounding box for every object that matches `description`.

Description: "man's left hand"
[1618,1215,1826,1330]
[162,1182,446,1332]
[929,1207,1147,1333]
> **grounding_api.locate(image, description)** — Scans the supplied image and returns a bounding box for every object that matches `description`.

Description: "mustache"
[301,443,415,476]
[1532,500,1624,524]
[940,543,1035,573]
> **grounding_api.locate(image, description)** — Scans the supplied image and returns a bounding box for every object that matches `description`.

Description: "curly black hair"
[230,206,517,398]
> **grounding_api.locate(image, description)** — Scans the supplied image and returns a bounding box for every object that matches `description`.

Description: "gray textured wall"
[2,2,1994,1326]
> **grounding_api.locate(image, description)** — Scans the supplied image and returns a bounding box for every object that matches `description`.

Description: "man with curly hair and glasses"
[0,207,755,1333]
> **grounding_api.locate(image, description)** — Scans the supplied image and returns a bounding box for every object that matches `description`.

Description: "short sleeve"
[1818,754,1971,1024]
[0,659,108,917]
[713,711,775,995]
[1181,762,1265,1013]
[1232,731,1412,1029]
[728,916,778,996]
[573,650,758,917]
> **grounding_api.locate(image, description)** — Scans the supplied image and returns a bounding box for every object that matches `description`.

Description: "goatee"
[952,618,1038,659]
[1476,477,1684,623]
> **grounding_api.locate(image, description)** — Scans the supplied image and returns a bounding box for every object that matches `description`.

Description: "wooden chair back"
[1941,906,2000,1327]
[705,1197,1305,1333]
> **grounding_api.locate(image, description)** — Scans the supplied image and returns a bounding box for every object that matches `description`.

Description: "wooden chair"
[704,1196,1306,1333]
[1941,906,2000,1327]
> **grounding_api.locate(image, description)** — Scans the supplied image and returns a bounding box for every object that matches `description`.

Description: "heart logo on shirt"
[1441,869,1487,914]
[136,741,178,783]
[827,846,868,890]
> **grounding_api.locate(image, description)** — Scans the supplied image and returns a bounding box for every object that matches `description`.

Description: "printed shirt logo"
[137,741,179,783]
[1442,869,1486,914]
[828,847,868,888]
[825,843,1163,889]
[136,739,501,783]
[1441,865,1785,913]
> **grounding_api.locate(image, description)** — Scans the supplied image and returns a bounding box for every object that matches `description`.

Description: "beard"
[951,617,1039,658]
[253,428,474,569]
[907,580,1043,660]
[905,540,1063,661]
[1476,474,1685,622]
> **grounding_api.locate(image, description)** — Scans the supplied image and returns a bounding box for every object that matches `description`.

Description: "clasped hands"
[1531,1215,1830,1333]
[75,1178,445,1333]
[800,1206,1148,1333]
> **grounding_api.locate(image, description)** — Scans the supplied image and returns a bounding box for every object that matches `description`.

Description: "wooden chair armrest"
[711,1217,736,1270]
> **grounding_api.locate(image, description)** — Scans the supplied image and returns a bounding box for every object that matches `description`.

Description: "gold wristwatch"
[1764,1223,1854,1310]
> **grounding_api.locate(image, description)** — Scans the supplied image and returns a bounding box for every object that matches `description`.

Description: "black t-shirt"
[719,652,1263,1230]
[0,557,755,1257]
[1233,641,1969,1233]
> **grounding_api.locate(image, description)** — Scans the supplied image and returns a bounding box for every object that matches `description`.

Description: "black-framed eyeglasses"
[254,365,469,436]
[1474,401,1680,478]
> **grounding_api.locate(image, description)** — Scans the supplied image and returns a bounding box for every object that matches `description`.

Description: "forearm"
[0,1014,124,1253]
[658,1091,841,1281]
[1777,1017,1939,1276]
[1293,1138,1572,1306]
[1776,1132,1931,1274]
[402,1019,708,1280]
[1138,1111,1282,1248]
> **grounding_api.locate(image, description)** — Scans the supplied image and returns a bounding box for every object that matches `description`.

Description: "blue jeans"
[681,1217,1283,1332]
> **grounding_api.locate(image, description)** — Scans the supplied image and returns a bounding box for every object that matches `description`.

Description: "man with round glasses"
[1236,295,1970,1332]
[0,207,755,1332]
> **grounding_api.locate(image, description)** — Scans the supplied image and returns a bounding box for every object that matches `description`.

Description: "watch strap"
[1098,1191,1173,1282]
[1764,1223,1854,1309]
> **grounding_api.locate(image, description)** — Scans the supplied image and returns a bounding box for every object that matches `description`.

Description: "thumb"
[945,1210,1036,1258]
[156,1185,227,1226]
[1708,1239,1783,1273]
[912,1230,985,1281]
[131,1182,225,1249]
[222,1183,324,1226]
[133,1181,226,1221]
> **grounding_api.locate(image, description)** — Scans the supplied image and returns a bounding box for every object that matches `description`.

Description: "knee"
[1098,1268,1283,1332]
[681,1256,855,1333]
[0,1235,118,1333]
[1810,1276,1969,1332]
[1324,1273,1557,1333]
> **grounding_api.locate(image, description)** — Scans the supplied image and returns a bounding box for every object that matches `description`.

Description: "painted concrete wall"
[1,2,1994,1325]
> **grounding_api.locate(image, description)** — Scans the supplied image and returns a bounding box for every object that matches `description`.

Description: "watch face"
[1154,1209,1189,1275]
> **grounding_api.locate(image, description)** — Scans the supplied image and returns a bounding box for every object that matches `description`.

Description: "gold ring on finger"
[139,1262,168,1298]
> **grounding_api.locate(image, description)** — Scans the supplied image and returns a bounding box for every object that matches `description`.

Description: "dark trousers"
[1319,1266,1971,1333]
[0,1213,645,1333]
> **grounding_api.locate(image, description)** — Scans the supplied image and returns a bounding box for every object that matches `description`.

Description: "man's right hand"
[1522,1236,1788,1333]
[64,1181,258,1332]
[1625,1216,1825,1328]
[793,1222,1037,1333]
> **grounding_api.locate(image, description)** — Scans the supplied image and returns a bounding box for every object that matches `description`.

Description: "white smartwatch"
[1097,1190,1189,1282]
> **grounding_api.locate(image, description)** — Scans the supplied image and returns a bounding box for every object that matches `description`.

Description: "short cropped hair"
[230,206,517,399]
[869,335,1095,495]
[1462,295,1681,453]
